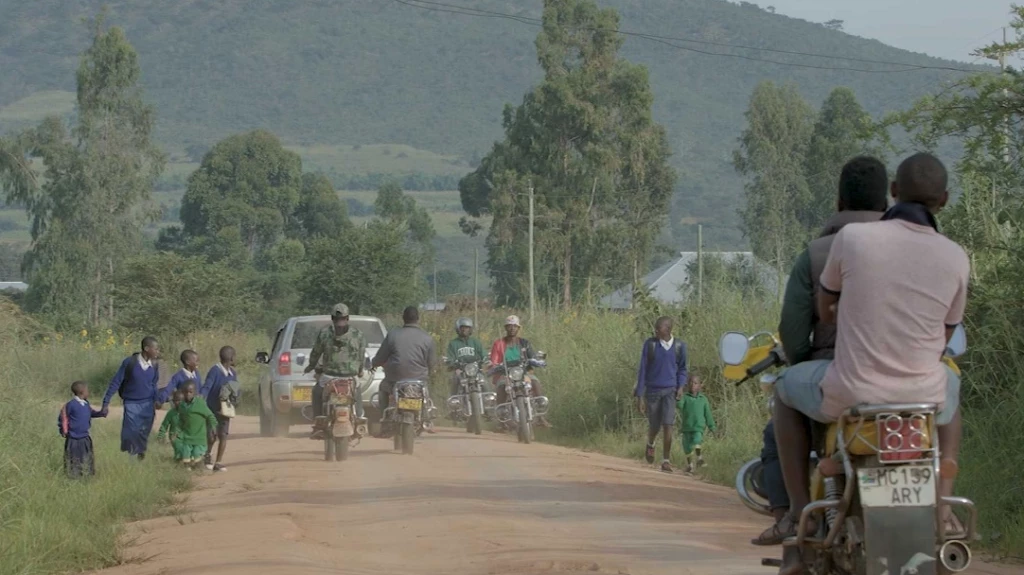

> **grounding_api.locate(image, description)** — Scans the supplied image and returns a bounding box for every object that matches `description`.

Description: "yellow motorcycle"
[720,327,975,575]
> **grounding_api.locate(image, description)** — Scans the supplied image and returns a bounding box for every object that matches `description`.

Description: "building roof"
[0,281,27,292]
[599,252,782,309]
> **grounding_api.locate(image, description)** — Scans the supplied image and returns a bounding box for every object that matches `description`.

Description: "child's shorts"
[681,431,704,455]
[181,443,207,461]
[172,438,187,461]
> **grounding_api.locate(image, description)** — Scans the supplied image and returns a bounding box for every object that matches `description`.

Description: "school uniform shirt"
[157,368,202,404]
[200,363,238,415]
[58,397,103,439]
[102,353,160,407]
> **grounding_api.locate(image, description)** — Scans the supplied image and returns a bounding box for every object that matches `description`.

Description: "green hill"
[0,0,986,248]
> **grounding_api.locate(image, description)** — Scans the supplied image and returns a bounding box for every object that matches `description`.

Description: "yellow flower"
[80,329,88,338]
[106,336,116,346]
[43,336,50,342]
[83,341,92,350]
[106,329,113,335]
[55,333,63,342]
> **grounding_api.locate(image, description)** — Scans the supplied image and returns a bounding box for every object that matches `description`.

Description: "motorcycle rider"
[752,156,889,546]
[489,315,551,428]
[445,317,487,396]
[304,304,367,440]
[371,306,438,435]
[772,153,968,574]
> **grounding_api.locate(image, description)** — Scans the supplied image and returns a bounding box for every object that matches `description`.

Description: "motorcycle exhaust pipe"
[939,540,971,573]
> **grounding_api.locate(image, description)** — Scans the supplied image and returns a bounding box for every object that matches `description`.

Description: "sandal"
[751,519,788,546]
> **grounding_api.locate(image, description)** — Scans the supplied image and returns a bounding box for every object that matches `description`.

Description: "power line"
[390,0,983,74]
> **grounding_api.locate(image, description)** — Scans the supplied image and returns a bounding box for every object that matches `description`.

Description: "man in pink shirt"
[771,153,969,572]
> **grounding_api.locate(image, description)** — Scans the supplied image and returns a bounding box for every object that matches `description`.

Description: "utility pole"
[432,261,437,311]
[528,181,535,322]
[697,224,704,307]
[473,248,479,328]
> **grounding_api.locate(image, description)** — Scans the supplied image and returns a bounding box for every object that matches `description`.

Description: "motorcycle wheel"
[470,411,482,435]
[324,435,334,461]
[335,436,349,462]
[393,426,402,451]
[516,397,531,444]
[401,422,415,455]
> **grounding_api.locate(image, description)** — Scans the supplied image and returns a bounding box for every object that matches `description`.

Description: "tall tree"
[375,180,435,260]
[178,129,302,260]
[292,172,350,240]
[803,87,884,230]
[2,17,164,326]
[459,0,675,308]
[734,81,814,275]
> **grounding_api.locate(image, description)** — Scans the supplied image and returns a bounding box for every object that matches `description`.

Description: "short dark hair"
[71,381,88,396]
[839,156,889,211]
[219,346,235,363]
[654,316,673,330]
[183,381,197,393]
[403,306,419,324]
[141,336,158,351]
[895,152,948,208]
[180,349,198,365]
[171,389,184,400]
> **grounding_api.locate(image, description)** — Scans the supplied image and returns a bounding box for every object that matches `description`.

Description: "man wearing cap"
[371,306,438,435]
[305,303,367,440]
[488,315,551,428]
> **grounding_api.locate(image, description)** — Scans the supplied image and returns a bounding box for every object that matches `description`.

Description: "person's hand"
[100,406,109,417]
[303,365,313,375]
[675,387,684,400]
[635,396,646,415]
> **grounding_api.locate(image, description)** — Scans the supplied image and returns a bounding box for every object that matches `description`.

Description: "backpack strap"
[647,340,685,370]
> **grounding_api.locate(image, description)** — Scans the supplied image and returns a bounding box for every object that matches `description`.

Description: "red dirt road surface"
[90,415,1016,575]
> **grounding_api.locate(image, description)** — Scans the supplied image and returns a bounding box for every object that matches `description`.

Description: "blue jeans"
[760,421,789,512]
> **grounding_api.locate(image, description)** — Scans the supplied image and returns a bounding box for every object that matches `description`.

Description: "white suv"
[255,314,387,437]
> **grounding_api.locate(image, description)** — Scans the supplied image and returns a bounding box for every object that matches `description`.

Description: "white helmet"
[455,317,473,332]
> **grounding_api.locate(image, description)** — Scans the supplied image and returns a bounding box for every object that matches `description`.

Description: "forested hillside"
[0,0,984,246]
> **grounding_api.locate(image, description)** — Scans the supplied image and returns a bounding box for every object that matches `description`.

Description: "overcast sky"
[760,0,1016,63]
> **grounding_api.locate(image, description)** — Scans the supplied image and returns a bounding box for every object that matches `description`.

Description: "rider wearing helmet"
[445,318,486,396]
[488,315,551,428]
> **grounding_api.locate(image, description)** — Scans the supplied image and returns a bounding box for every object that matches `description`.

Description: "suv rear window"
[290,318,386,348]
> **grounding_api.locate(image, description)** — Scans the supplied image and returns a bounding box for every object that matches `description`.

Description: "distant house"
[599,252,783,310]
[0,281,27,292]
[420,302,446,312]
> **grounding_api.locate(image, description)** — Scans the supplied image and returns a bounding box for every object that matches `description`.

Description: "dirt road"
[93,415,1013,575]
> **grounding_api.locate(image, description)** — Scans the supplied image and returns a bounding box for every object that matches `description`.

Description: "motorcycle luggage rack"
[839,403,939,466]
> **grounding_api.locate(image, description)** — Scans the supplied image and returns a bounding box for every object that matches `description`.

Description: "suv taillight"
[278,352,291,376]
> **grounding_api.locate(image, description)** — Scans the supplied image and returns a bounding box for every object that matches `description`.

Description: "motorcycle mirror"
[946,324,967,358]
[255,351,269,364]
[719,332,750,366]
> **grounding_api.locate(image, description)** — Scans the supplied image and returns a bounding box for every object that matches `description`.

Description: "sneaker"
[205,463,214,471]
[696,456,706,468]
[660,460,673,473]
[204,453,212,466]
[213,464,227,472]
[644,444,655,464]
[685,462,694,474]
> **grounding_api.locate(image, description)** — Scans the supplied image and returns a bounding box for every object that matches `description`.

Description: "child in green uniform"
[677,372,716,473]
[175,382,217,468]
[156,390,185,461]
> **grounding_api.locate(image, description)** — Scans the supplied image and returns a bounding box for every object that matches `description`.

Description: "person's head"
[504,315,521,338]
[837,156,889,213]
[455,317,473,338]
[180,349,199,371]
[141,336,160,361]
[219,346,236,368]
[892,152,949,213]
[403,306,420,326]
[331,303,350,332]
[183,382,197,402]
[171,389,184,408]
[654,316,673,341]
[71,380,89,400]
[689,372,704,395]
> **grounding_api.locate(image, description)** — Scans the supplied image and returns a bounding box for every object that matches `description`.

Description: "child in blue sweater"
[200,346,238,472]
[157,350,201,405]
[634,316,688,473]
[58,381,106,478]
[101,336,161,459]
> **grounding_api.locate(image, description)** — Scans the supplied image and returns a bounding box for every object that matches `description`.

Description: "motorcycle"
[316,377,368,462]
[492,351,549,444]
[719,327,975,575]
[372,379,437,455]
[444,358,497,435]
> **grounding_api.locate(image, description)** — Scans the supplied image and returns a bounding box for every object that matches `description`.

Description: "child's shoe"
[696,456,706,468]
[685,462,694,474]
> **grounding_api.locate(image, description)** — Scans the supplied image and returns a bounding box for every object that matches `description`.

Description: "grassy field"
[0,91,76,126]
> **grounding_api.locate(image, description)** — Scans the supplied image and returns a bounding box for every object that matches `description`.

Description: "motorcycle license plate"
[292,387,312,402]
[333,396,349,406]
[857,465,935,507]
[397,398,423,411]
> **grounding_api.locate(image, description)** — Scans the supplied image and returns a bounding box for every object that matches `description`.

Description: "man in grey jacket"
[371,306,438,435]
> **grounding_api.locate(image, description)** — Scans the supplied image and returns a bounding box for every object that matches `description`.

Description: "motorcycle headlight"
[509,366,525,381]
[464,363,479,377]
[482,392,497,408]
[447,396,463,410]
